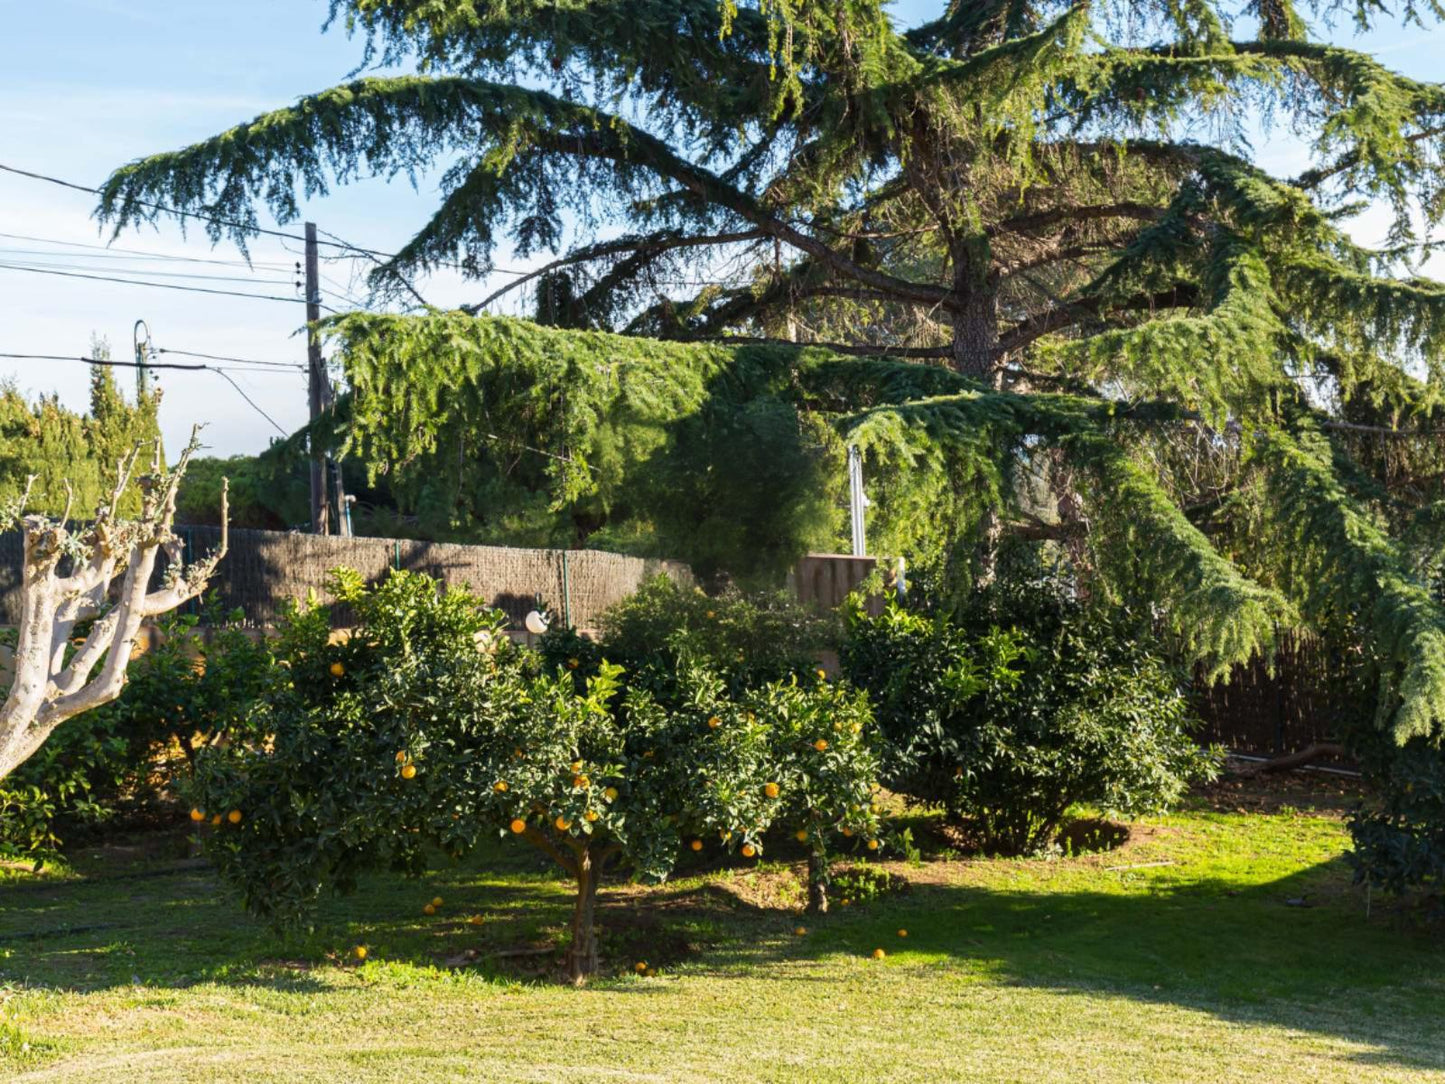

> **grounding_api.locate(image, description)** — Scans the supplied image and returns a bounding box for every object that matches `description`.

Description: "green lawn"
[2,778,1443,1083]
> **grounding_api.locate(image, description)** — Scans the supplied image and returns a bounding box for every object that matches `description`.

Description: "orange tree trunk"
[566,846,601,983]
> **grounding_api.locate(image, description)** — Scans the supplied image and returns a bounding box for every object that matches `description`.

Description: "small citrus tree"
[190,570,880,982]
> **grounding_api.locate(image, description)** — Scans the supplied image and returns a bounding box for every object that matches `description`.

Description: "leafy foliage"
[841,578,1216,854]
[95,0,1445,751]
[0,356,159,516]
[186,568,880,977]
[542,574,836,698]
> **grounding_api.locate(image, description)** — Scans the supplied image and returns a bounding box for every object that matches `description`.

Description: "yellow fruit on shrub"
[401,764,417,779]
[189,808,204,823]
[866,839,879,851]
[210,814,222,826]
[897,929,908,938]
[813,739,829,752]
[555,816,572,831]
[741,844,756,858]
[494,781,508,792]
[604,787,619,802]
[690,839,703,852]
[510,819,527,834]
[227,809,243,824]
[329,662,345,677]
[764,782,780,799]
[584,810,599,822]
[795,829,808,842]
[423,903,436,916]
[352,946,367,961]
[431,897,443,908]
[707,716,721,729]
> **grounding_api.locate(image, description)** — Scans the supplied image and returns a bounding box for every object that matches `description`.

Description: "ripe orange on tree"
[189,808,205,823]
[401,763,417,779]
[227,809,243,824]
[329,662,345,677]
[813,739,829,752]
[510,818,527,834]
[764,782,780,799]
[689,839,703,852]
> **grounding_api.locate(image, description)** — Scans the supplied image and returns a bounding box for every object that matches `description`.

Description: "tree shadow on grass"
[5,836,1444,1072]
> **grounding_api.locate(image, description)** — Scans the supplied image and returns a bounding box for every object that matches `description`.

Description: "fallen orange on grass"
[794,926,807,936]
[872,948,886,960]
[351,945,367,961]
[431,897,444,908]
[468,915,484,926]
[423,903,436,916]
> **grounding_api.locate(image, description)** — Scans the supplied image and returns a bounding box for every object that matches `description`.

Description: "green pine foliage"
[95,0,1445,771]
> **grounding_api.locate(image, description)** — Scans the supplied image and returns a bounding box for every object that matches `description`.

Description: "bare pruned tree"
[0,428,228,780]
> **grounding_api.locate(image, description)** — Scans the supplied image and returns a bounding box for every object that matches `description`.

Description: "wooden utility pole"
[305,222,329,534]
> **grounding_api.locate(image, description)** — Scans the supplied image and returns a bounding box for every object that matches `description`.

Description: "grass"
[2,774,1443,1082]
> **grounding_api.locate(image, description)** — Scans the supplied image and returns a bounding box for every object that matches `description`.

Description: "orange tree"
[188,569,880,982]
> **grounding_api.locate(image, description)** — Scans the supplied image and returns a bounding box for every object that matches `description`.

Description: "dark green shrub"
[0,601,273,857]
[842,578,1216,855]
[0,710,134,858]
[541,574,836,702]
[1348,732,1445,908]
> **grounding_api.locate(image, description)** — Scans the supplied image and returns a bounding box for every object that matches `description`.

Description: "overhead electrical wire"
[0,351,296,436]
[0,256,299,287]
[0,231,296,271]
[0,262,324,307]
[156,347,304,371]
[0,161,394,258]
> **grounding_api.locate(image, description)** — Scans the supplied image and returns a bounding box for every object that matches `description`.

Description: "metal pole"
[848,445,867,557]
[305,223,328,534]
[133,319,151,398]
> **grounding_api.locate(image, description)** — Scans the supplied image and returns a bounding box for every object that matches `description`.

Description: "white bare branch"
[0,425,229,780]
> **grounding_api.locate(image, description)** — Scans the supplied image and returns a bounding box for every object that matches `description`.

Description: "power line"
[0,262,322,307]
[0,351,297,436]
[0,255,299,287]
[0,161,394,259]
[0,231,296,270]
[0,351,303,376]
[209,368,291,436]
[156,347,304,371]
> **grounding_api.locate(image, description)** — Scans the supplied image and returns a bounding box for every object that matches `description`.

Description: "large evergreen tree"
[99,0,1445,743]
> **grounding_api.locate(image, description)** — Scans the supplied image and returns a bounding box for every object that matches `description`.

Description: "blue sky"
[0,0,1439,456]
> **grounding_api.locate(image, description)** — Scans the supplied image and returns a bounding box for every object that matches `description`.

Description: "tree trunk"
[806,845,829,914]
[951,276,1005,587]
[566,846,601,984]
[951,284,1001,387]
